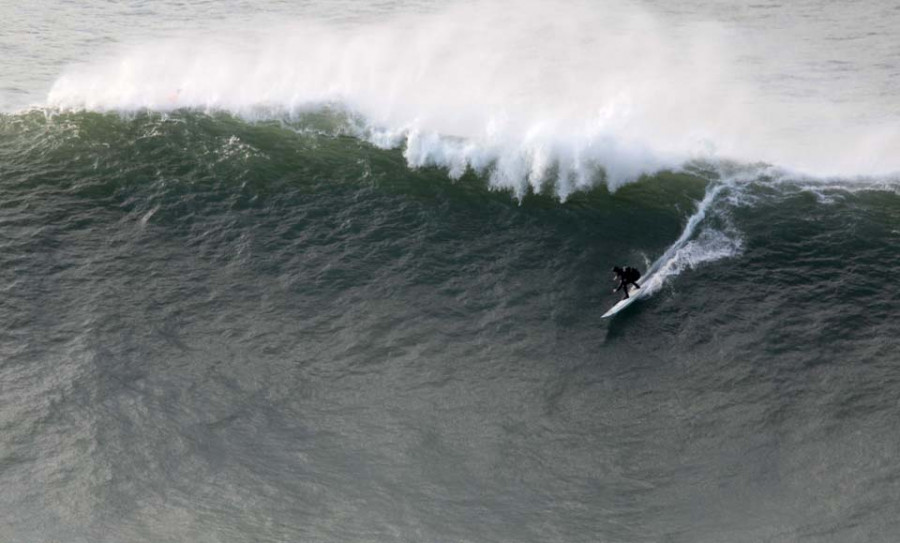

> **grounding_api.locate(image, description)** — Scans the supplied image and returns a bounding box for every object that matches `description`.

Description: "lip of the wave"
[45,81,900,188]
[27,92,900,200]
[43,89,689,197]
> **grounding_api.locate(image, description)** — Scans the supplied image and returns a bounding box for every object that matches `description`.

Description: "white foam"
[640,181,743,296]
[45,0,900,196]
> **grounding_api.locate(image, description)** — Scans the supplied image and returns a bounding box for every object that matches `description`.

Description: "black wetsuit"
[613,266,641,299]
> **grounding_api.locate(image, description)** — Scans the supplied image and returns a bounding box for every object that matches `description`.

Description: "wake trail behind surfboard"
[602,180,738,318]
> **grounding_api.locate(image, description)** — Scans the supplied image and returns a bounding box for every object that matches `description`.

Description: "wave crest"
[45,0,900,195]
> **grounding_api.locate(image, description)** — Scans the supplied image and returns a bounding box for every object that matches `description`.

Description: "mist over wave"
[45,0,900,196]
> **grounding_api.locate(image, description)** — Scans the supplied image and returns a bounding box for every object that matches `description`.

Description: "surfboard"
[601,262,671,318]
[601,283,646,318]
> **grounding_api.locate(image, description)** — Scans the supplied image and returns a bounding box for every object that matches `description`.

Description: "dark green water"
[1,111,899,542]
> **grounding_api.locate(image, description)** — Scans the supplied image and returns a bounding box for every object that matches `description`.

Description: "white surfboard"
[601,266,666,319]
[601,282,646,318]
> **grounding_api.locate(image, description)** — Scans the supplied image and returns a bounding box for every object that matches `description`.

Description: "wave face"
[39,0,900,196]
[1,110,899,542]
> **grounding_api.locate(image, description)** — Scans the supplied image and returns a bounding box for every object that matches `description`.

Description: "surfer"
[612,266,641,299]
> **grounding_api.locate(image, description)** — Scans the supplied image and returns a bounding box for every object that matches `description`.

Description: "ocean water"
[1,1,899,542]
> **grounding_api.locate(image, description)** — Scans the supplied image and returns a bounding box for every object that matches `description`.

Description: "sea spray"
[44,0,900,195]
[43,0,750,196]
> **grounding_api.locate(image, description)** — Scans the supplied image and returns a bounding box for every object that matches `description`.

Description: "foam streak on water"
[636,178,742,299]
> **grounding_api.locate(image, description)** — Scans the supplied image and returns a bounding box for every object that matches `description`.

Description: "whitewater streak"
[45,0,900,196]
[640,179,742,301]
